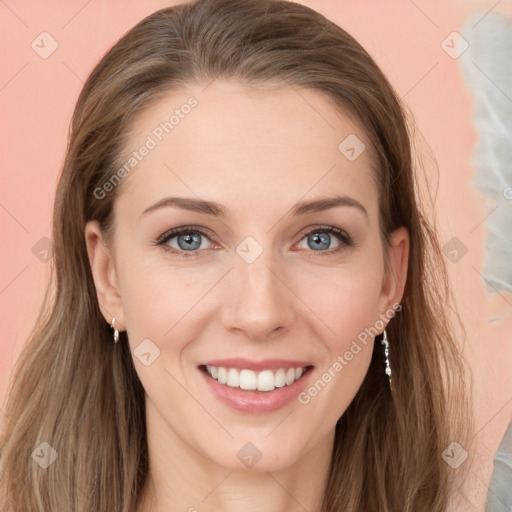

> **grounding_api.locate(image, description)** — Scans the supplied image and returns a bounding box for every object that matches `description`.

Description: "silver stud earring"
[110,317,120,344]
[381,329,392,384]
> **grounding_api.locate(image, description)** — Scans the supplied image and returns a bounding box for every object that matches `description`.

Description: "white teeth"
[239,369,257,390]
[205,365,308,391]
[274,368,286,388]
[217,366,227,384]
[208,365,218,379]
[226,368,239,387]
[257,370,275,391]
[285,368,295,385]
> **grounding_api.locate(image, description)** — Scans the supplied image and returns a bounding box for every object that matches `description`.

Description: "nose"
[221,244,297,341]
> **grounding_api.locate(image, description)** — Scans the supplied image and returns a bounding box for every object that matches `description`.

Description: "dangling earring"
[110,317,120,344]
[381,329,392,384]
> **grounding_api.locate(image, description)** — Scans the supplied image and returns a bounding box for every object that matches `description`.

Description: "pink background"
[1,1,511,509]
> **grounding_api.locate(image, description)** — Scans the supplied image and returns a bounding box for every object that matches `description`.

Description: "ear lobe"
[379,226,409,314]
[84,220,125,331]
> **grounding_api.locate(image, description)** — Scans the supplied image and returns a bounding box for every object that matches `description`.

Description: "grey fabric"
[460,11,512,295]
[485,420,512,512]
[459,11,512,511]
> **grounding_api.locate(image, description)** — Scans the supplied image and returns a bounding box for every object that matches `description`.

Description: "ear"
[84,220,126,332]
[378,226,409,322]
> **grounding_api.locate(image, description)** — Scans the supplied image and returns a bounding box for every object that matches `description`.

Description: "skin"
[85,80,409,512]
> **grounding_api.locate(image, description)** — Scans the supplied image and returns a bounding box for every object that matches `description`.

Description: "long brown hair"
[0,0,474,510]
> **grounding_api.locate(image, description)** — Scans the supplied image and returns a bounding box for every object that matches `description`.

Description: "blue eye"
[156,226,214,258]
[296,225,353,257]
[155,225,353,258]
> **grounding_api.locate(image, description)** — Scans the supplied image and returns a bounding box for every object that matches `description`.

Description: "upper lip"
[198,358,313,372]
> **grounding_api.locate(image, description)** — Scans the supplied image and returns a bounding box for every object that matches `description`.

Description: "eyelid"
[295,224,351,243]
[293,224,354,256]
[155,225,218,258]
[155,224,354,257]
[155,225,214,246]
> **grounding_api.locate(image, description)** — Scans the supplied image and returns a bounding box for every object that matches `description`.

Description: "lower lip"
[198,366,314,414]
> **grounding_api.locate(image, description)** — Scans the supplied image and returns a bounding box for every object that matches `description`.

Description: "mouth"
[198,362,315,413]
[198,364,314,392]
[196,357,315,413]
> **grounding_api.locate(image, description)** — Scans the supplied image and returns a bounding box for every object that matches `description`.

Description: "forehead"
[114,80,379,219]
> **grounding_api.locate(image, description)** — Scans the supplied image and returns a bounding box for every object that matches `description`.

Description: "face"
[86,80,408,473]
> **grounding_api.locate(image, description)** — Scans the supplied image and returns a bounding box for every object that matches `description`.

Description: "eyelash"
[154,225,354,259]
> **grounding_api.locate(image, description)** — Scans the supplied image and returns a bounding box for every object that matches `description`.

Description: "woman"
[0,0,474,510]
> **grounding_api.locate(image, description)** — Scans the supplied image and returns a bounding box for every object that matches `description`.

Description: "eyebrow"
[140,194,368,219]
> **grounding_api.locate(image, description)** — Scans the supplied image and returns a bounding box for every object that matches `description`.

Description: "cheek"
[329,278,381,344]
[116,260,202,398]
[116,233,384,350]
[293,269,381,429]
[292,259,384,344]
[115,250,201,344]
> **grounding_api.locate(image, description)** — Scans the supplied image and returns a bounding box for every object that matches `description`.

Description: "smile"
[204,365,310,392]
[197,358,315,413]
